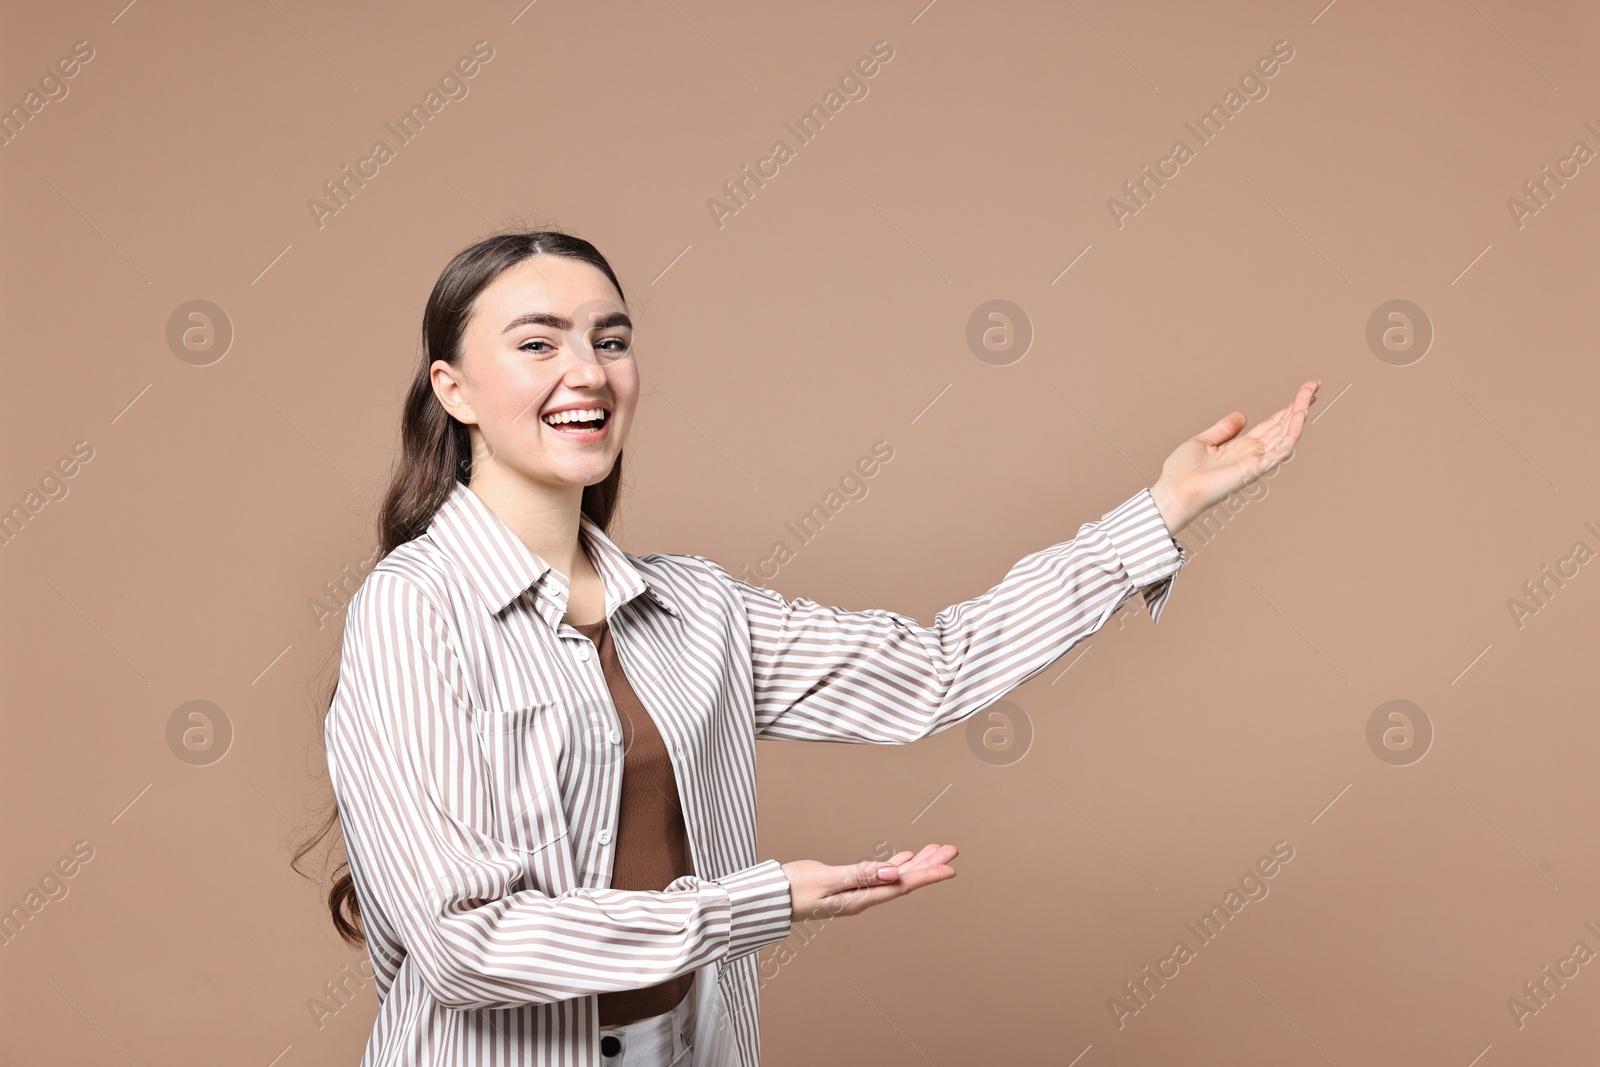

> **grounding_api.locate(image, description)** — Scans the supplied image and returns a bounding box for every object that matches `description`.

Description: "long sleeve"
[324,570,793,1012]
[696,486,1186,744]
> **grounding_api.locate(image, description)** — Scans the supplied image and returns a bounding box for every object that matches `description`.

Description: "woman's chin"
[536,457,619,488]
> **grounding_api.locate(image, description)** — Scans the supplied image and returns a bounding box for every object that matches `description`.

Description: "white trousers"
[601,964,742,1067]
[599,987,693,1066]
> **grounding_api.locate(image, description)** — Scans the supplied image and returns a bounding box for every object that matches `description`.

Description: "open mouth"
[541,407,610,436]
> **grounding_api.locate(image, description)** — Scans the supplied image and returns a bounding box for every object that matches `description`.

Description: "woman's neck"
[466,471,589,592]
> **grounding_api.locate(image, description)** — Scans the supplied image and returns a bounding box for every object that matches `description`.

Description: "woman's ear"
[430,359,476,426]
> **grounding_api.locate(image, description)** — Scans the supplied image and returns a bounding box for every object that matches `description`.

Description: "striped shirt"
[324,478,1186,1066]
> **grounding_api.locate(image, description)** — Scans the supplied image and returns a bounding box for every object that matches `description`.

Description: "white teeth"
[542,408,607,426]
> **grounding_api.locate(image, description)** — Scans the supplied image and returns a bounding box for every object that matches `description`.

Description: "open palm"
[1150,379,1319,536]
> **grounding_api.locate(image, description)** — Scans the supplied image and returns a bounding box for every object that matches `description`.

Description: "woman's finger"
[1264,400,1310,461]
[1195,410,1247,447]
[862,862,959,905]
[915,843,959,866]
[828,846,957,896]
[894,860,957,891]
[885,848,958,890]
[1237,403,1296,450]
[896,843,957,873]
[1279,381,1317,431]
[834,857,902,893]
[1239,382,1316,449]
[828,862,959,915]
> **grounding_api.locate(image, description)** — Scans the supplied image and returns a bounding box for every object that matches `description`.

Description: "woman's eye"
[516,336,630,357]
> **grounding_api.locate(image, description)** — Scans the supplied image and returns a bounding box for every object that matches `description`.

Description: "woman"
[302,229,1317,1067]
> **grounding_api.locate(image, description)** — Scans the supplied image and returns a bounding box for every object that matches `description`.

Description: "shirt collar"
[425,479,682,629]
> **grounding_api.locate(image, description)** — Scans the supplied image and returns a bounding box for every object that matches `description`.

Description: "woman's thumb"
[849,860,899,889]
[1197,410,1246,446]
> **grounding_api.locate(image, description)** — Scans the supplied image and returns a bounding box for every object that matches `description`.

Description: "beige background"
[4,0,1599,1063]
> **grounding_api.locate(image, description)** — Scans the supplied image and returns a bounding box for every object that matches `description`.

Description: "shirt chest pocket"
[471,702,571,871]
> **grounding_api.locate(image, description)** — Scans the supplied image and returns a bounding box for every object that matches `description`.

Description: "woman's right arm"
[325,570,801,1011]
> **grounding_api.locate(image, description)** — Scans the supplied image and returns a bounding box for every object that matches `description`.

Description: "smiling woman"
[425,253,641,566]
[292,229,961,1067]
[294,227,1316,1067]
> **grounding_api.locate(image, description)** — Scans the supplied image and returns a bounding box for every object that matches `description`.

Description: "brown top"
[570,615,697,1028]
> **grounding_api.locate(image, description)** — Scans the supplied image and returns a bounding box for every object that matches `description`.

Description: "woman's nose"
[561,341,610,379]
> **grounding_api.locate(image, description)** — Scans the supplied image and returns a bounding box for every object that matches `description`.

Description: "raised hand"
[781,843,959,923]
[1148,378,1319,537]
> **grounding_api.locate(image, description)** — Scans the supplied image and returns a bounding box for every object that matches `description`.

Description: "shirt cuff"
[713,859,793,961]
[1099,488,1187,624]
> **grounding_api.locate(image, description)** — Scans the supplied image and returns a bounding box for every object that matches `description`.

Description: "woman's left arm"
[697,379,1319,745]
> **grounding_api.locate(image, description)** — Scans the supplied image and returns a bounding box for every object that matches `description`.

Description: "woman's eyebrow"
[501,311,633,333]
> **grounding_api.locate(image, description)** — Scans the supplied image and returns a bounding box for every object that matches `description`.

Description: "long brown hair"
[291,228,632,946]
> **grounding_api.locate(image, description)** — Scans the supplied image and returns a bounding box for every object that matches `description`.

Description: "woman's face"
[434,254,637,493]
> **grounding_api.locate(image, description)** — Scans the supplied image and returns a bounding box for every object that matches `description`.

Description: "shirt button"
[575,642,591,661]
[597,828,612,845]
[609,728,621,745]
